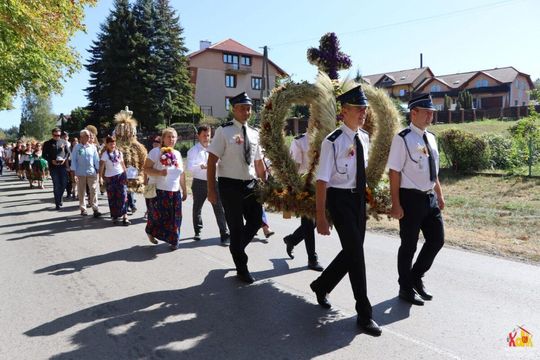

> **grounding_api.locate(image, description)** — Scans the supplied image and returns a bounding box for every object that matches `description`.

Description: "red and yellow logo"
[507,326,533,347]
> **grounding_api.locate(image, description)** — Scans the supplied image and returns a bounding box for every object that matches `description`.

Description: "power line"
[268,0,521,48]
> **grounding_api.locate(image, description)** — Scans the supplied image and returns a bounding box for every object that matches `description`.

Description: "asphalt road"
[1,172,538,360]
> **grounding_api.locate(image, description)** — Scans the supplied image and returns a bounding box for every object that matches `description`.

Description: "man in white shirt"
[387,94,445,307]
[207,92,266,284]
[187,125,229,245]
[310,85,382,336]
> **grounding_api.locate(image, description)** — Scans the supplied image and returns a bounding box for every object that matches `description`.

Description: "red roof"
[188,38,287,76]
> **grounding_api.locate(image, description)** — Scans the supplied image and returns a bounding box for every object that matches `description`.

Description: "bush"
[481,133,515,169]
[439,129,489,172]
[508,113,540,171]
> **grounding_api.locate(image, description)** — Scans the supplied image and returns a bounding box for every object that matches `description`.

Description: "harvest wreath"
[258,72,401,220]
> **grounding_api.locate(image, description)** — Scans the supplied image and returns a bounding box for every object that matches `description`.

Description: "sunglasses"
[53,134,61,137]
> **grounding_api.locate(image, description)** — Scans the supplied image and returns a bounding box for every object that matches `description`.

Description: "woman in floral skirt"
[143,128,187,250]
[31,143,47,189]
[99,136,130,225]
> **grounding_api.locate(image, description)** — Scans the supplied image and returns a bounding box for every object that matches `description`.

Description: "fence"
[433,105,540,124]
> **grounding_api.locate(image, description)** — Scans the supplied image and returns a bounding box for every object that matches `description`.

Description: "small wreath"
[259,72,402,220]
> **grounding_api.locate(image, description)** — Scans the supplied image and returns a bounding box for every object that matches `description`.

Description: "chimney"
[420,53,423,68]
[200,40,211,50]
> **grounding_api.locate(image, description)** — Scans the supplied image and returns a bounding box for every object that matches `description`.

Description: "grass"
[430,119,517,137]
[368,171,540,264]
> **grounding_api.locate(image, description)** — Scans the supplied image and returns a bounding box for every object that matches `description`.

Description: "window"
[515,100,518,106]
[476,79,488,88]
[241,56,252,66]
[399,89,406,96]
[223,53,239,64]
[523,101,526,106]
[431,85,441,92]
[251,77,262,90]
[225,74,236,88]
[225,97,231,111]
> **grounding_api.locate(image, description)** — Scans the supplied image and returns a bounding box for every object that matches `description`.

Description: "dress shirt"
[387,123,440,191]
[317,124,369,188]
[290,134,309,174]
[207,119,262,180]
[187,142,209,181]
[71,143,100,177]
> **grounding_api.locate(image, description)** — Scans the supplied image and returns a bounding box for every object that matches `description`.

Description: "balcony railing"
[225,63,252,74]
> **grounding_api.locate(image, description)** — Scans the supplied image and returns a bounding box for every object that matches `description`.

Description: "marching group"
[1,87,446,337]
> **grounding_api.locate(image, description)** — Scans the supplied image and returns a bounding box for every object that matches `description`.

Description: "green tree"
[529,78,540,102]
[65,107,91,134]
[456,90,473,110]
[444,95,452,111]
[0,126,19,141]
[19,93,56,140]
[0,0,96,109]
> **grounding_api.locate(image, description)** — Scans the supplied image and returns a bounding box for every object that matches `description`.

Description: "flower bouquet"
[160,147,178,168]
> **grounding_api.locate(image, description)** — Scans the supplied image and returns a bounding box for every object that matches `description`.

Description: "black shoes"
[193,232,201,241]
[357,318,382,337]
[310,282,331,309]
[413,278,433,300]
[237,271,255,284]
[308,260,324,272]
[93,211,102,218]
[399,289,425,306]
[283,236,294,259]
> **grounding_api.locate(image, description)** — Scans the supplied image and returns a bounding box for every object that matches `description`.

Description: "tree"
[444,95,452,111]
[86,0,138,131]
[529,78,540,103]
[307,32,352,80]
[0,126,19,141]
[64,107,91,134]
[0,0,96,109]
[456,90,473,110]
[18,93,56,140]
[85,0,194,131]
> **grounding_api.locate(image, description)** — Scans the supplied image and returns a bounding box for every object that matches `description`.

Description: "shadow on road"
[372,296,412,326]
[24,269,361,359]
[34,245,170,276]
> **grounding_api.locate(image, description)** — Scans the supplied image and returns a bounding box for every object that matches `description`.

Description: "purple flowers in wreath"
[307,32,352,80]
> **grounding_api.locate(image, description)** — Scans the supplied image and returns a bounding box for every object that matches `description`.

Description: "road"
[0,172,538,359]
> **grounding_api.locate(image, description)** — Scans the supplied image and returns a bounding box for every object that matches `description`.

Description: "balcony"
[225,63,252,74]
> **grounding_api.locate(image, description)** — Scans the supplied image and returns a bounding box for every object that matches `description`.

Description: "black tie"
[242,125,251,165]
[355,134,366,193]
[423,133,436,181]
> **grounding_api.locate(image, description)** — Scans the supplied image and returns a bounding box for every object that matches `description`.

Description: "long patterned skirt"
[105,172,128,218]
[146,189,182,247]
[31,158,47,181]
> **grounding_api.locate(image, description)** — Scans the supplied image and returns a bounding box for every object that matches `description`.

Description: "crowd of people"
[1,90,445,337]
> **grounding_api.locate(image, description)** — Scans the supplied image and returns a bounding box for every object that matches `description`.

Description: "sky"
[1,0,539,129]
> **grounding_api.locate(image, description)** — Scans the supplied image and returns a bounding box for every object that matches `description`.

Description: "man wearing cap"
[207,92,266,284]
[283,133,324,271]
[387,93,445,306]
[310,85,382,336]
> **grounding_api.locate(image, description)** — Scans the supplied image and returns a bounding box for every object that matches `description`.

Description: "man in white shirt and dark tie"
[187,125,230,245]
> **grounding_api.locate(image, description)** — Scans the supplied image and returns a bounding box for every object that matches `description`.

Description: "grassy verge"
[368,171,540,264]
[431,119,517,136]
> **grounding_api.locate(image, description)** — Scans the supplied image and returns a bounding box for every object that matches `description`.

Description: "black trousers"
[192,178,228,235]
[312,188,372,320]
[398,189,445,290]
[218,177,262,274]
[286,217,317,262]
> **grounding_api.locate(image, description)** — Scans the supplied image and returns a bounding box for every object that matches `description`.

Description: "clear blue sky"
[1,0,539,128]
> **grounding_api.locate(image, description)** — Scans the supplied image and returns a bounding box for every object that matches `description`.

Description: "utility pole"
[260,46,271,111]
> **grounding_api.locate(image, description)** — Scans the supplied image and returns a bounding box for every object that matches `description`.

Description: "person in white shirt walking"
[187,125,229,245]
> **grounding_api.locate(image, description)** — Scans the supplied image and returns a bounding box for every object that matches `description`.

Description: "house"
[362,67,434,100]
[188,39,288,119]
[416,66,533,110]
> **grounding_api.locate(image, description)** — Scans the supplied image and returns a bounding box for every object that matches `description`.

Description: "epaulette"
[221,121,233,127]
[398,128,411,138]
[327,129,342,142]
[294,133,306,140]
[359,128,369,136]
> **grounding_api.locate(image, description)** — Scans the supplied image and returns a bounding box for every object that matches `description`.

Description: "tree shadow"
[25,269,360,359]
[34,245,170,276]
